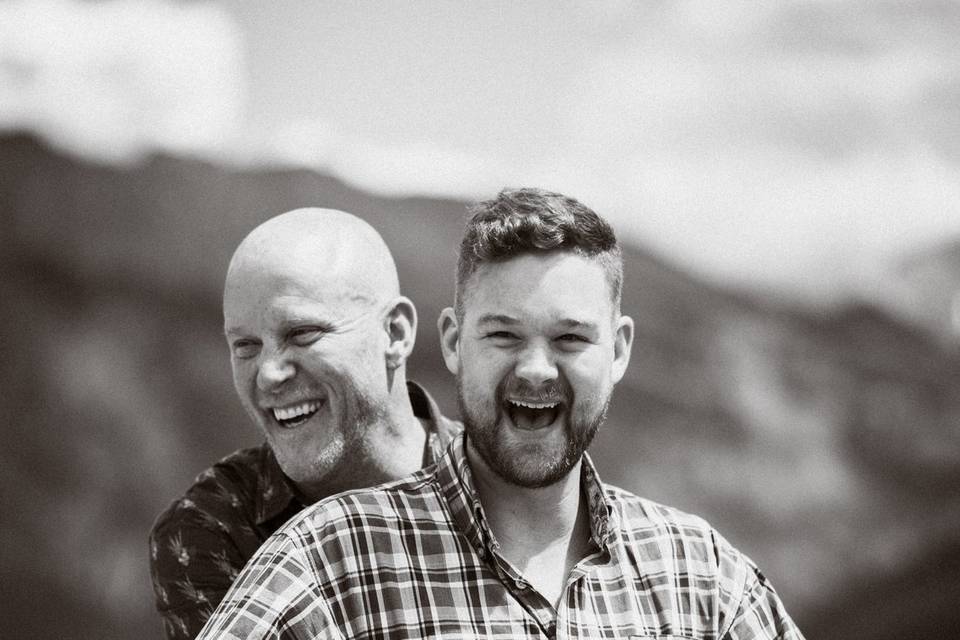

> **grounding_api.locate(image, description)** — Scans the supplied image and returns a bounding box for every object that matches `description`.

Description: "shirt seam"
[717,547,752,639]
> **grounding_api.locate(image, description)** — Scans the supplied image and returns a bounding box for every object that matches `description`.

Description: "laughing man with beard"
[149,209,460,639]
[195,189,805,640]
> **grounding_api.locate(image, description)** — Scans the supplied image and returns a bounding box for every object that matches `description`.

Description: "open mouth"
[506,399,562,431]
[271,400,323,429]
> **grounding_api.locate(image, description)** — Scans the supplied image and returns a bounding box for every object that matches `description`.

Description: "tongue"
[510,404,559,430]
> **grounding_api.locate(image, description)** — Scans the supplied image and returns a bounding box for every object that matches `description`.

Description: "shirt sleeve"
[722,562,806,640]
[149,504,246,640]
[195,531,345,640]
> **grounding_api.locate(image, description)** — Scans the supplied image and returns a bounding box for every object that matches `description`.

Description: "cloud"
[262,0,960,299]
[4,0,960,300]
[0,0,245,162]
[264,118,504,199]
[541,17,960,297]
[227,1,960,300]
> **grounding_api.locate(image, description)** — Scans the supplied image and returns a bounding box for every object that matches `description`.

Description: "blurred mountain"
[880,241,960,346]
[2,133,959,639]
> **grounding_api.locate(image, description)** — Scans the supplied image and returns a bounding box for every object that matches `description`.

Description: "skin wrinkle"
[221,207,423,501]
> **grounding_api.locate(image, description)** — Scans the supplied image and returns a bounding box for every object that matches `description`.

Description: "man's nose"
[256,351,296,392]
[514,342,558,387]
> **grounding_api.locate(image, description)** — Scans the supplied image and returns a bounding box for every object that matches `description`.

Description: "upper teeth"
[273,401,321,421]
[510,400,558,409]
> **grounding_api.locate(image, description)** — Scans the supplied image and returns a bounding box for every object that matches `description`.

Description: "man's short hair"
[455,187,623,319]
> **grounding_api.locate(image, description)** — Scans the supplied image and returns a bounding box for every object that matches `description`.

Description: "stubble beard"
[267,375,391,501]
[457,374,609,489]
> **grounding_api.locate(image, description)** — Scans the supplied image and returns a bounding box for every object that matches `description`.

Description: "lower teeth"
[278,411,316,427]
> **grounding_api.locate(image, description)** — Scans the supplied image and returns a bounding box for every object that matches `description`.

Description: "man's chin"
[495,458,575,489]
[478,437,576,488]
[276,446,347,496]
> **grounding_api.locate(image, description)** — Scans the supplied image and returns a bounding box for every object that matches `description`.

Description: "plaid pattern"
[198,434,805,640]
[149,381,459,640]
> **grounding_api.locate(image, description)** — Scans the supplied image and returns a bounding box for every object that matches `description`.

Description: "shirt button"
[515,580,527,590]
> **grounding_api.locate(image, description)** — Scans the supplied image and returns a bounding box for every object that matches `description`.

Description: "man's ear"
[384,296,417,370]
[610,314,634,384]
[437,307,461,375]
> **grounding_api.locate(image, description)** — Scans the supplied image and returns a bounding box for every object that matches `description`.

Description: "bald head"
[222,208,422,498]
[226,208,400,307]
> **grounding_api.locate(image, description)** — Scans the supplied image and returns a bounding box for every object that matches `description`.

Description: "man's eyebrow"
[475,315,600,331]
[557,318,598,330]
[476,314,520,326]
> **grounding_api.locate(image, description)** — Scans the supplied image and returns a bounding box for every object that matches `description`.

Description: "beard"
[457,373,609,488]
[267,373,391,501]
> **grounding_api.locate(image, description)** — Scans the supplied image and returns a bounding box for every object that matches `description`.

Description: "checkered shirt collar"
[437,433,617,557]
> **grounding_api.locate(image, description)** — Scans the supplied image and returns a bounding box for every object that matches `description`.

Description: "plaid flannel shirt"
[197,433,805,639]
[149,381,459,640]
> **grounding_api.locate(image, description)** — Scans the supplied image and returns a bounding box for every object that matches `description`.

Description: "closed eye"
[231,339,261,359]
[557,333,589,343]
[484,331,521,344]
[288,326,327,346]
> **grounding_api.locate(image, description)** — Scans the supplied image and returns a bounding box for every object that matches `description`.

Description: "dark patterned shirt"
[196,433,805,640]
[149,381,460,640]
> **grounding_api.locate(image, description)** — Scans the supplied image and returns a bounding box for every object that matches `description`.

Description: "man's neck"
[296,386,428,502]
[466,440,592,607]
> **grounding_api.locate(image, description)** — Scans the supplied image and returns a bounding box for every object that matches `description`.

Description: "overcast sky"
[3,0,959,301]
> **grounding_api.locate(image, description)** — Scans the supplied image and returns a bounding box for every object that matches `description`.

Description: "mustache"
[498,377,568,404]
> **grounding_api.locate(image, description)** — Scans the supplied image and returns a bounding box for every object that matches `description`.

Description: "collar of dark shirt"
[438,433,618,561]
[254,379,461,526]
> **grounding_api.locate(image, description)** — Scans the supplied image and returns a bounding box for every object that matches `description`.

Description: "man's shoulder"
[150,444,272,537]
[605,484,759,585]
[603,485,737,560]
[274,464,445,542]
[604,485,711,528]
[601,489,802,638]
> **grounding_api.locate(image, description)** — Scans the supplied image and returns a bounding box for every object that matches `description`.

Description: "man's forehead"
[461,252,616,328]
[464,253,612,302]
[224,260,373,318]
[223,287,374,335]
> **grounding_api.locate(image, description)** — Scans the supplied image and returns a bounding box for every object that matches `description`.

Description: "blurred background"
[2,1,960,638]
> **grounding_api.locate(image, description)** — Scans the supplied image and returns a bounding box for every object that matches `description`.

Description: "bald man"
[148,209,460,640]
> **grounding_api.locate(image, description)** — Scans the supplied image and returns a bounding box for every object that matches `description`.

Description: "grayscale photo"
[2,2,959,639]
